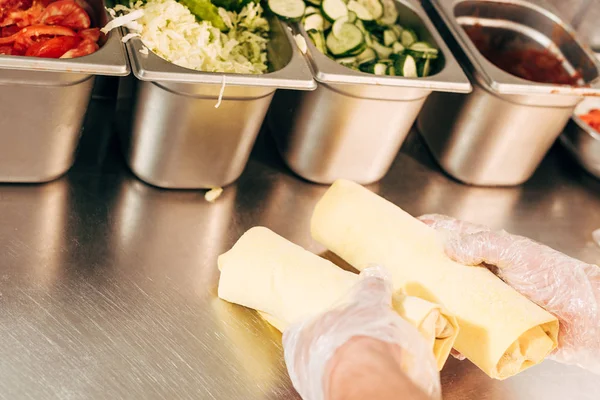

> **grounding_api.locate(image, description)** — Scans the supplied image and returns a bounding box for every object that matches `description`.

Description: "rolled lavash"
[310,180,559,380]
[217,226,458,370]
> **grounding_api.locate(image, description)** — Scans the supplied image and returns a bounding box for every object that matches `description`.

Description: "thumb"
[348,265,394,309]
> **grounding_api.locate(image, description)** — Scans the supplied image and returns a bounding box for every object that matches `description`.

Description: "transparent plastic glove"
[283,266,441,400]
[420,214,600,374]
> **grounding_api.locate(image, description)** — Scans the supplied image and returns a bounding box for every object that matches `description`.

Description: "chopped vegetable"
[579,109,600,133]
[105,0,269,74]
[277,0,438,77]
[268,0,305,22]
[0,0,101,59]
[178,0,227,31]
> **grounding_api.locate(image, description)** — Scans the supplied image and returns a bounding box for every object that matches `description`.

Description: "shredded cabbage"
[106,0,269,74]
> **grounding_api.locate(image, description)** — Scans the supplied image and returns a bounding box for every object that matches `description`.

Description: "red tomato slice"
[40,0,90,30]
[1,25,21,37]
[59,37,96,58]
[79,27,100,42]
[25,34,79,57]
[0,45,15,55]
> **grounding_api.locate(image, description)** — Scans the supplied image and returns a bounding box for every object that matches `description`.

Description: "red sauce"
[463,25,583,86]
[579,109,600,132]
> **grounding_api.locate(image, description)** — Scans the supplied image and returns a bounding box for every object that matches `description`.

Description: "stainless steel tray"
[418,0,600,186]
[118,13,315,189]
[0,0,129,183]
[561,98,600,178]
[267,0,471,185]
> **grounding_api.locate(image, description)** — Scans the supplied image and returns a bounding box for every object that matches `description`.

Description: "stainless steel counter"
[1,96,599,400]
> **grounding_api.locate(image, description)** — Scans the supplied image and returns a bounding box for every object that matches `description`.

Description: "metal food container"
[267,0,471,185]
[118,15,315,190]
[0,0,129,183]
[560,97,600,178]
[418,0,600,186]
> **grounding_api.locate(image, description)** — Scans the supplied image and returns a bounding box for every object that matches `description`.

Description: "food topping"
[0,0,100,58]
[579,109,600,133]
[105,0,269,74]
[463,25,583,86]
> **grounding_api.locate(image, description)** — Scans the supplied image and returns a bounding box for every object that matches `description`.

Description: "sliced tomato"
[40,0,90,30]
[0,45,15,54]
[59,37,96,58]
[25,34,78,57]
[1,25,21,37]
[12,24,75,52]
[79,27,100,42]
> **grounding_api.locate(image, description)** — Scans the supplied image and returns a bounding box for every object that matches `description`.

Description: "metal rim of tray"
[124,17,316,90]
[296,0,472,93]
[429,0,600,97]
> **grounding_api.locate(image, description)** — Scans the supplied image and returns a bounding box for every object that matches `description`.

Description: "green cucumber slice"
[304,6,319,16]
[377,0,398,26]
[268,0,305,22]
[387,65,396,75]
[390,24,403,37]
[370,38,393,59]
[322,0,348,22]
[401,28,418,47]
[374,62,387,75]
[392,41,405,54]
[383,29,397,46]
[307,29,327,54]
[407,41,439,59]
[347,0,380,21]
[304,13,325,31]
[356,47,377,64]
[326,23,365,56]
[393,53,417,77]
[418,57,432,77]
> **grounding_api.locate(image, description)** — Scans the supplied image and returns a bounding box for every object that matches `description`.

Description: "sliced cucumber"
[304,6,319,16]
[268,0,305,22]
[387,65,396,75]
[390,24,403,37]
[304,13,325,31]
[392,41,405,54]
[418,57,431,77]
[347,1,374,21]
[374,62,387,75]
[332,16,349,38]
[370,38,393,59]
[393,53,417,77]
[383,29,397,46]
[347,11,358,23]
[401,28,418,47]
[407,41,439,59]
[356,47,377,64]
[377,0,398,26]
[336,56,358,69]
[307,29,327,54]
[305,0,322,6]
[356,0,384,20]
[322,0,348,22]
[326,23,365,56]
[323,18,332,31]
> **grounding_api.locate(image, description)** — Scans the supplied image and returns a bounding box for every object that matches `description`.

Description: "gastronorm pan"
[418,0,600,186]
[0,0,129,183]
[560,97,600,179]
[266,0,471,185]
[117,13,315,190]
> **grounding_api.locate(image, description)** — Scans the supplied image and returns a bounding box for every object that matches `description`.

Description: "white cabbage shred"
[105,0,269,74]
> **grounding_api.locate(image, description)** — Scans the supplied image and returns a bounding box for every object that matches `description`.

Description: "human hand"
[420,214,600,374]
[283,266,441,400]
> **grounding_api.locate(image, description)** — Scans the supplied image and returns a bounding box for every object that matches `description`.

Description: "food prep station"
[1,0,600,398]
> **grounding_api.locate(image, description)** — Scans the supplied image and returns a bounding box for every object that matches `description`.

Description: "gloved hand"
[420,214,600,374]
[283,266,441,400]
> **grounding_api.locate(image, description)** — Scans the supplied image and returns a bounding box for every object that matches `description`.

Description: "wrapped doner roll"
[310,179,559,380]
[217,226,458,370]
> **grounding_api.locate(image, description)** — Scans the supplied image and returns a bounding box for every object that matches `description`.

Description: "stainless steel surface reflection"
[0,100,599,399]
